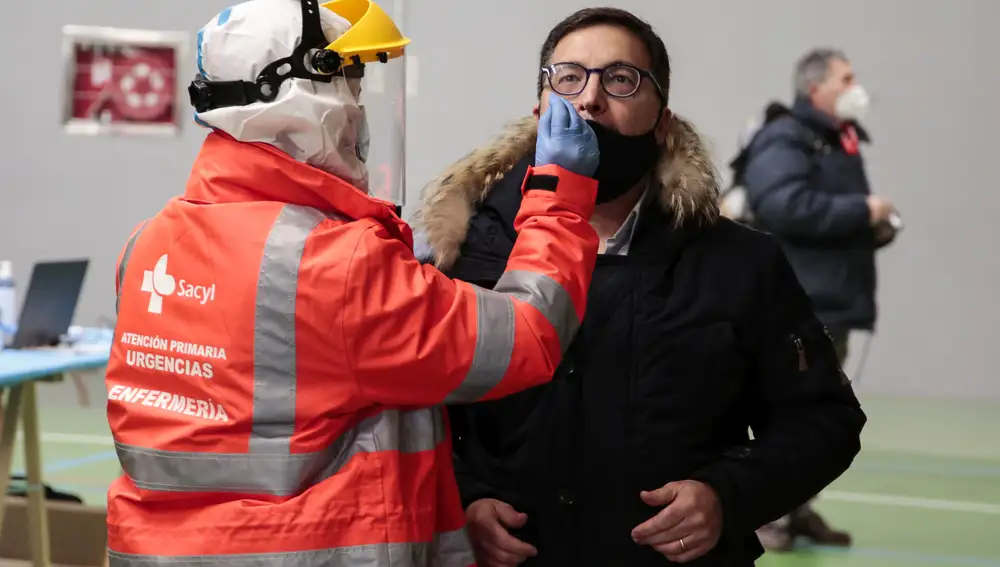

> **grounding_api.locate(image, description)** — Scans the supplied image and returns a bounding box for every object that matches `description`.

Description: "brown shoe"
[789,506,852,547]
[756,522,794,552]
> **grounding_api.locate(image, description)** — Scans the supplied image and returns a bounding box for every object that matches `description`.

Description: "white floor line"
[822,490,1000,515]
[15,434,1000,517]
[16,432,113,446]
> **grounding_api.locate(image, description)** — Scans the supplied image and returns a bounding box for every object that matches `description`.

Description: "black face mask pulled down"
[585,120,661,204]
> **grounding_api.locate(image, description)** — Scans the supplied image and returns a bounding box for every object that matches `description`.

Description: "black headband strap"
[189,0,346,112]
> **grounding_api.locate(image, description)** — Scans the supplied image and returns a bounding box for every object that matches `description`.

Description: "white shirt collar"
[602,186,652,256]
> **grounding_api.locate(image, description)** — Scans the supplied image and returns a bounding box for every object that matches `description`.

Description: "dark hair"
[536,8,671,106]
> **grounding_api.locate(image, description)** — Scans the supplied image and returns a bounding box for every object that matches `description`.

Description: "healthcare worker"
[104,0,602,564]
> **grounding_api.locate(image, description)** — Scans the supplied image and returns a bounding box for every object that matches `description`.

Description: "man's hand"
[866,196,895,226]
[466,498,538,567]
[631,480,723,563]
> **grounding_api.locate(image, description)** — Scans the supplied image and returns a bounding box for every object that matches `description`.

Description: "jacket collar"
[792,97,840,133]
[791,97,872,143]
[184,131,413,247]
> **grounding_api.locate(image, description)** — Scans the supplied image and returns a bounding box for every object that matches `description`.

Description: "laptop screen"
[11,260,90,349]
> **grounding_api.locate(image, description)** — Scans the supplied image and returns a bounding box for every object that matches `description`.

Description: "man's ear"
[807,84,823,108]
[655,106,673,145]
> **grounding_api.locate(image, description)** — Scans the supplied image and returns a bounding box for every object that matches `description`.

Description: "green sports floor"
[11,373,1000,566]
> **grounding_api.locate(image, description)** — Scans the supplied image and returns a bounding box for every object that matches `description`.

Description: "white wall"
[2,0,998,399]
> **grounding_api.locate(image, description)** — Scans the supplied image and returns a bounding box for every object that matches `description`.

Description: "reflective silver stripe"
[353,407,447,455]
[494,270,578,354]
[116,221,149,315]
[109,527,473,567]
[442,270,579,404]
[117,408,445,495]
[250,204,326,454]
[443,286,515,404]
[431,527,477,567]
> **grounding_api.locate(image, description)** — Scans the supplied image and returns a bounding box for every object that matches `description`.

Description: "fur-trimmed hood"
[414,114,721,270]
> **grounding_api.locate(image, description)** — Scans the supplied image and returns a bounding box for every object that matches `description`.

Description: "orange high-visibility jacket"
[105,131,599,565]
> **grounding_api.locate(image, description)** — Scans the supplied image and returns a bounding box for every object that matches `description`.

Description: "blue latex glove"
[535,93,600,178]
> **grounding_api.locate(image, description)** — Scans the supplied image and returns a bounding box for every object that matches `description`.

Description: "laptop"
[10,259,90,349]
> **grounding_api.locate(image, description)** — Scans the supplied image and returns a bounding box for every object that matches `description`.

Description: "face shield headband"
[188,0,406,113]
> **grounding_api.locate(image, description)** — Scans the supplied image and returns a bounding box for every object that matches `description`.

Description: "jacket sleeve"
[453,444,498,509]
[342,164,599,407]
[689,240,867,535]
[743,126,871,240]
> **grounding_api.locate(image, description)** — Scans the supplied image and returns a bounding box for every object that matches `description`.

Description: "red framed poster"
[61,25,189,137]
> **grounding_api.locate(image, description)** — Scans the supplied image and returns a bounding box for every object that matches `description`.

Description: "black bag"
[6,474,84,504]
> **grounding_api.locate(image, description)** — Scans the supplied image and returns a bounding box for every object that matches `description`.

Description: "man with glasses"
[414,8,866,566]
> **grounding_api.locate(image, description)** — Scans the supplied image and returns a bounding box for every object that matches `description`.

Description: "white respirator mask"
[834,84,871,122]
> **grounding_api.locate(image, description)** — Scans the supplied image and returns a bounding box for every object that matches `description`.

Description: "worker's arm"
[342,162,598,406]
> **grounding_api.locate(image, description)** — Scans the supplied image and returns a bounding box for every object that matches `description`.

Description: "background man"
[739,48,898,550]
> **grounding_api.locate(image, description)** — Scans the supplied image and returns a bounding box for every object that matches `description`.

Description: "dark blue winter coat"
[742,98,878,332]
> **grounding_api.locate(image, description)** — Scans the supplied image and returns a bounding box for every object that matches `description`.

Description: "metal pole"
[392,0,407,209]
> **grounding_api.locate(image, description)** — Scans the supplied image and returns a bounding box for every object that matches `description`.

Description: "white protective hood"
[195,0,370,191]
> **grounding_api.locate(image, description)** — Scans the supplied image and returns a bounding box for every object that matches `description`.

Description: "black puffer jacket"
[414,115,866,567]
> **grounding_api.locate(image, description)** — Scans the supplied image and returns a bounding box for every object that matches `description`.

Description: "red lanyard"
[840,125,860,155]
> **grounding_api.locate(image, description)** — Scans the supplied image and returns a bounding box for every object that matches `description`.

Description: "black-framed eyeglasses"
[541,62,664,100]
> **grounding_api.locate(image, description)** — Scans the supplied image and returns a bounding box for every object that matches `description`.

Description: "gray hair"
[793,48,848,97]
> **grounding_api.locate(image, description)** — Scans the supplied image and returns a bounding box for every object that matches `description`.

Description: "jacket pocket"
[787,322,850,386]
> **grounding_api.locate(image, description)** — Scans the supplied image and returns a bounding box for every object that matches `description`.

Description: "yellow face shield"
[319,0,410,69]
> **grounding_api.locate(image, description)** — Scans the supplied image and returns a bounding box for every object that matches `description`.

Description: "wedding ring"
[679,537,686,551]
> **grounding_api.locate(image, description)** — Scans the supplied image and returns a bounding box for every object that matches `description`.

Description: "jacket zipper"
[823,327,835,343]
[792,334,808,371]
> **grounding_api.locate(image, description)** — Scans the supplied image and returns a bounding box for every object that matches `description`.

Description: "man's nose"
[573,73,606,118]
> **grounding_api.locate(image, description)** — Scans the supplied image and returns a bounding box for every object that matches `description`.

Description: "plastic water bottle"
[0,261,17,348]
